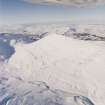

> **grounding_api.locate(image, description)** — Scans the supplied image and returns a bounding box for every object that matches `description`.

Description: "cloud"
[23,0,105,7]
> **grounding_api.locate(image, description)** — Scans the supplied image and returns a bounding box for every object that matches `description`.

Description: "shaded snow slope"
[9,34,105,105]
[0,40,14,61]
[0,62,95,105]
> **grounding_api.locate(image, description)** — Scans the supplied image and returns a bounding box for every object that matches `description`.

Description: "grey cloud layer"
[23,0,105,6]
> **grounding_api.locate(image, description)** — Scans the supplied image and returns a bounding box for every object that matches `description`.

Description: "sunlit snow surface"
[0,24,105,105]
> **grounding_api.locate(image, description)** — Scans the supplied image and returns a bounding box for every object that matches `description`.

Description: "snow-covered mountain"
[0,24,105,37]
[0,23,105,105]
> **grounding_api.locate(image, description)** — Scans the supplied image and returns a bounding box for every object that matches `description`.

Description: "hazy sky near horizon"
[0,0,105,25]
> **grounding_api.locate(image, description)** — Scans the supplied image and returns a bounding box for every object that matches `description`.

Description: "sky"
[0,0,105,25]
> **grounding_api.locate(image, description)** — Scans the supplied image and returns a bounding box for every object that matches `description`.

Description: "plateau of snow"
[0,24,105,105]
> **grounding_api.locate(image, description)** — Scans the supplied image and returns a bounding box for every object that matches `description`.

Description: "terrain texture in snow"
[0,24,105,105]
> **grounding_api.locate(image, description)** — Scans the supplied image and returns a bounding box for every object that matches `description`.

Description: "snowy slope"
[9,34,105,105]
[0,23,105,105]
[0,62,95,105]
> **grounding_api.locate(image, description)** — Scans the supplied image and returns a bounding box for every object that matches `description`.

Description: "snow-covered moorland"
[0,23,105,105]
